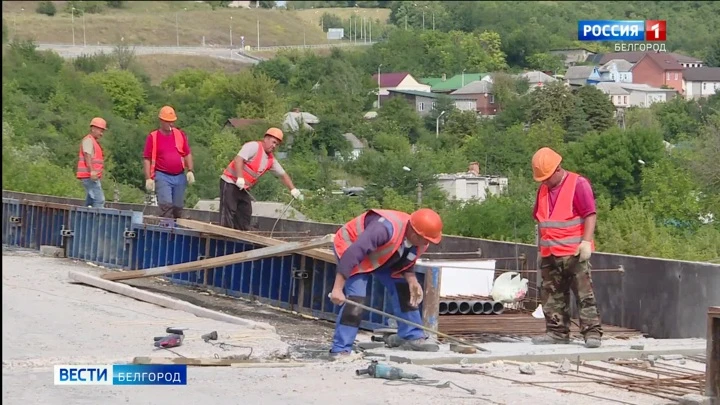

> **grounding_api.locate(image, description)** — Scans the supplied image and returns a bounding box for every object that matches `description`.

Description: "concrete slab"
[362,336,707,365]
[2,252,289,371]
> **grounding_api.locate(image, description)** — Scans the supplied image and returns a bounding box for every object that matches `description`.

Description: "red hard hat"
[409,208,443,244]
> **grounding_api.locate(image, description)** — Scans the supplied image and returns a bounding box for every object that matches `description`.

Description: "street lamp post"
[82,11,86,47]
[71,7,76,46]
[377,64,383,109]
[230,16,233,48]
[175,12,179,47]
[436,110,446,138]
[403,166,423,208]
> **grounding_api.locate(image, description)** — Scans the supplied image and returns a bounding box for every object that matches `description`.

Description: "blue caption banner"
[578,20,645,41]
[54,364,187,386]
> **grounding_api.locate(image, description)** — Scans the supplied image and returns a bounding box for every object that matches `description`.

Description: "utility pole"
[369,18,372,43]
[230,16,233,48]
[377,64,382,109]
[82,11,86,47]
[71,7,75,46]
[175,12,179,47]
[257,19,260,49]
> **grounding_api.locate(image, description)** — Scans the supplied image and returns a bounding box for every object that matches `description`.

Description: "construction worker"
[76,117,108,208]
[143,106,195,219]
[219,128,303,231]
[531,147,603,349]
[328,208,444,359]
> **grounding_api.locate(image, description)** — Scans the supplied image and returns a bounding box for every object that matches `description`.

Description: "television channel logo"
[54,364,188,386]
[578,20,666,42]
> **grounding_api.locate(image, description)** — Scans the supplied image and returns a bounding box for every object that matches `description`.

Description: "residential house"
[598,59,633,83]
[594,82,631,109]
[223,118,265,131]
[386,89,439,117]
[615,83,675,107]
[420,73,489,94]
[565,66,603,86]
[549,47,597,67]
[598,52,704,68]
[340,133,366,160]
[515,70,558,90]
[631,52,684,93]
[450,80,498,117]
[436,170,509,203]
[282,109,319,133]
[682,67,720,100]
[372,72,431,107]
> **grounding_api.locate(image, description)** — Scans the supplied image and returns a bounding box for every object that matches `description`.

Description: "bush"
[106,1,125,8]
[36,1,57,16]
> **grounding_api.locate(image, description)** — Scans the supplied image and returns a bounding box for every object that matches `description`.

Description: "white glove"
[575,240,592,262]
[145,179,155,192]
[235,178,246,190]
[186,171,195,185]
[290,188,303,201]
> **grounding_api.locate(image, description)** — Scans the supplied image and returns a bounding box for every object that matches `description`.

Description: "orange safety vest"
[223,141,274,188]
[334,209,428,279]
[76,135,104,180]
[149,128,187,179]
[536,171,595,258]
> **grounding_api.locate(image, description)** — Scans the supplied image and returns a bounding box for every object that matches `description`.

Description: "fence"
[1,195,440,333]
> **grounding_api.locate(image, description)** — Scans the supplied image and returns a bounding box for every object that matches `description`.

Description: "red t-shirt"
[533,174,597,220]
[142,128,191,175]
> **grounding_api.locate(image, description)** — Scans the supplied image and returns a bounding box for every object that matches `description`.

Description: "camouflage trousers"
[540,255,603,339]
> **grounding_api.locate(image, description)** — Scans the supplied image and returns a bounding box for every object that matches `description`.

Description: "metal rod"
[330,294,490,352]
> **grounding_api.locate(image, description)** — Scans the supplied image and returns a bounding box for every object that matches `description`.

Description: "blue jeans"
[155,171,186,218]
[81,179,105,208]
[331,267,425,354]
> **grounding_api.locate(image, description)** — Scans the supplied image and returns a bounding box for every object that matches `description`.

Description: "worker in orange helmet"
[219,127,303,231]
[76,117,108,208]
[531,147,603,349]
[142,106,195,219]
[327,208,444,360]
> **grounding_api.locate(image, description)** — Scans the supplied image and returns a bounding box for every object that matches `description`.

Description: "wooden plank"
[100,234,335,282]
[175,219,337,263]
[132,356,307,368]
[68,271,275,331]
[707,306,720,398]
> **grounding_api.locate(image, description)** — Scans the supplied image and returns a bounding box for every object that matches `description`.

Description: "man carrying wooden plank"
[328,208,444,359]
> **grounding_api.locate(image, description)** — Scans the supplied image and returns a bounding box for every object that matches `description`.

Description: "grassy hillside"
[134,54,251,85]
[2,1,389,47]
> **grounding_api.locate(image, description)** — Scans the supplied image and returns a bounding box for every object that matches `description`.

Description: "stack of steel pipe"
[439,299,505,315]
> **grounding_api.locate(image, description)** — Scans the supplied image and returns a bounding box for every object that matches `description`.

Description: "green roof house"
[420,72,490,93]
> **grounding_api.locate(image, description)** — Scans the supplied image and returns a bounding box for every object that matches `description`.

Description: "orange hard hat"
[89,117,107,130]
[532,147,563,182]
[265,127,284,142]
[409,208,443,244]
[158,106,178,122]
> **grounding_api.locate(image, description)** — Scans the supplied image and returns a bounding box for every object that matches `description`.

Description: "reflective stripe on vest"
[223,141,274,187]
[76,135,104,179]
[334,209,428,278]
[150,128,186,179]
[535,171,595,257]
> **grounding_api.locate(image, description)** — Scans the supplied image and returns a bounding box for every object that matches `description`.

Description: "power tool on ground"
[355,360,420,381]
[153,327,185,349]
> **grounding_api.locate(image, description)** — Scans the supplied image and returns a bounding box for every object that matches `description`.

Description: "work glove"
[235,178,246,190]
[186,171,195,185]
[90,170,99,181]
[145,179,155,192]
[290,188,304,201]
[409,281,424,307]
[575,240,592,262]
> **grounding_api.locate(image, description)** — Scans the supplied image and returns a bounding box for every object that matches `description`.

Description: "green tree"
[574,85,616,133]
[36,1,57,16]
[527,81,575,128]
[87,69,146,119]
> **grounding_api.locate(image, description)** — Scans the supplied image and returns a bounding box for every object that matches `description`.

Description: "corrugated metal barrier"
[1,196,441,333]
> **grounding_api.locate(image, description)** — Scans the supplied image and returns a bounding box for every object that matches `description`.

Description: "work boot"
[385,334,440,352]
[584,335,602,349]
[531,333,571,345]
[328,350,363,362]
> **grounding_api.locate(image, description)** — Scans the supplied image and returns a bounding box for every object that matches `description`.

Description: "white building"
[436,172,508,203]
